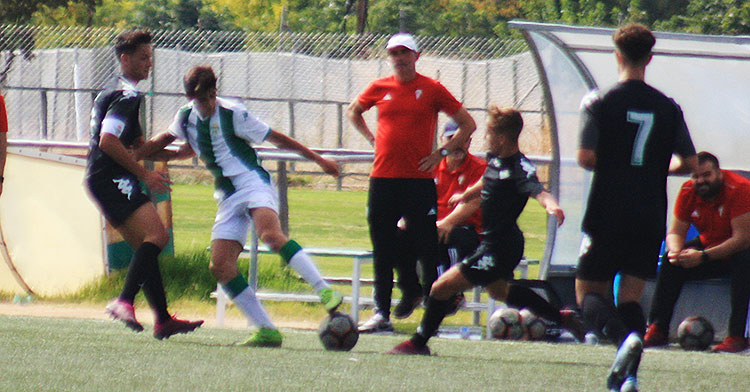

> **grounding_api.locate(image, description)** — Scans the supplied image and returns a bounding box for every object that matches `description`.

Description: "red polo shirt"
[434,153,486,233]
[0,95,7,133]
[357,73,462,178]
[674,170,750,248]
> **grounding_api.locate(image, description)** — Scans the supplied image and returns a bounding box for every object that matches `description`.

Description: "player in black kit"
[574,24,697,392]
[388,106,584,355]
[85,30,202,339]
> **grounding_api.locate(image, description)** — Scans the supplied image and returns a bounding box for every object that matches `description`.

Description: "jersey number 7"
[627,110,654,167]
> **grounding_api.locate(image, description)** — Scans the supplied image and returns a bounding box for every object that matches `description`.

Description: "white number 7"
[627,111,654,167]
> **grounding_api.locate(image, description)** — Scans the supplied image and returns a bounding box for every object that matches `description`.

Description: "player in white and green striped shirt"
[142,65,342,347]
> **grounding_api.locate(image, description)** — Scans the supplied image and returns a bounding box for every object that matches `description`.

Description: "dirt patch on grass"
[0,301,318,331]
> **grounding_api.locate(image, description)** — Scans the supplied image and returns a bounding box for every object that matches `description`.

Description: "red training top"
[434,153,486,232]
[674,170,750,248]
[0,95,7,133]
[357,74,462,179]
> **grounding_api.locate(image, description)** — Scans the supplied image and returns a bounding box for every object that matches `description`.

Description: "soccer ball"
[519,308,547,340]
[489,307,524,340]
[677,316,714,351]
[318,312,359,351]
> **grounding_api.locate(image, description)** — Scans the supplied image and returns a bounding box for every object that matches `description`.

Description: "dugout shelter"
[509,21,750,338]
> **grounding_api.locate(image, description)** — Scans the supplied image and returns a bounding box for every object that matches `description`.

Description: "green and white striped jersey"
[168,97,272,199]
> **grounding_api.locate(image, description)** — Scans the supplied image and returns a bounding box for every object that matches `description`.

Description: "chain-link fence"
[0,25,549,185]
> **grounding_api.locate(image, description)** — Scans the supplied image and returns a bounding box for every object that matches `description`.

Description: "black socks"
[413,296,450,347]
[120,242,170,323]
[506,284,562,324]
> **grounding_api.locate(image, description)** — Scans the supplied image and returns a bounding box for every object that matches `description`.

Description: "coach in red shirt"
[347,33,476,333]
[645,152,750,353]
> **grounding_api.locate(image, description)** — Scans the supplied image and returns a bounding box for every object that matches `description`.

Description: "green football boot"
[319,288,344,313]
[238,328,283,348]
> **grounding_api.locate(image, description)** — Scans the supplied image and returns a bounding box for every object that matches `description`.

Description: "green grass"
[1,315,748,392]
[21,184,549,329]
[2,184,549,328]
[169,184,547,280]
[158,184,547,328]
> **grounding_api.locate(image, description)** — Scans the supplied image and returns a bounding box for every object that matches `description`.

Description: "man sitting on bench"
[645,152,750,353]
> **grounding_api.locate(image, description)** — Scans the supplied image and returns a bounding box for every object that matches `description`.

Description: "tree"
[655,0,750,35]
[1,0,69,24]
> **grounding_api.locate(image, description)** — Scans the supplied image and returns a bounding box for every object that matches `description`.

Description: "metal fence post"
[277,160,290,236]
[40,90,48,140]
[287,101,295,174]
[336,103,344,190]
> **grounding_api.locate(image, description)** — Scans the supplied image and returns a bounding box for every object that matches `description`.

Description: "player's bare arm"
[534,190,565,226]
[450,177,483,208]
[99,132,171,193]
[345,100,375,146]
[418,107,476,172]
[577,148,596,170]
[437,196,480,243]
[172,143,195,160]
[266,130,340,178]
[136,132,177,161]
[665,218,690,265]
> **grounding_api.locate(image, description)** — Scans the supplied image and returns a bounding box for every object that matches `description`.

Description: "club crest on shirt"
[471,254,495,271]
[718,205,724,217]
[415,89,422,99]
[121,89,137,99]
[520,159,537,178]
[691,210,700,218]
[458,175,465,185]
[211,123,220,137]
[498,169,510,180]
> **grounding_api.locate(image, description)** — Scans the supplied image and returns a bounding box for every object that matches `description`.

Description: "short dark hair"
[114,30,152,58]
[613,23,655,65]
[183,65,217,99]
[487,105,523,143]
[697,151,720,169]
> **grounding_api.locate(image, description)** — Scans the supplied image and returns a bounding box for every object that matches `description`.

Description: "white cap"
[386,33,419,53]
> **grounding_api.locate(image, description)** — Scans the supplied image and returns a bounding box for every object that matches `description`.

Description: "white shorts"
[211,172,279,246]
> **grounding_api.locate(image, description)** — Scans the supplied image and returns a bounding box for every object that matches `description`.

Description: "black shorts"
[86,173,150,227]
[576,230,663,281]
[459,232,524,286]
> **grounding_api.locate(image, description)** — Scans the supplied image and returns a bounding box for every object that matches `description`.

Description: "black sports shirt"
[86,76,145,179]
[579,80,696,237]
[480,152,545,244]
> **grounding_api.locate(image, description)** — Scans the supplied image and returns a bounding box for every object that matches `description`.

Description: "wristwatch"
[438,147,450,157]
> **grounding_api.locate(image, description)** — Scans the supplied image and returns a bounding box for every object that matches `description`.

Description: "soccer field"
[2,315,748,391]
